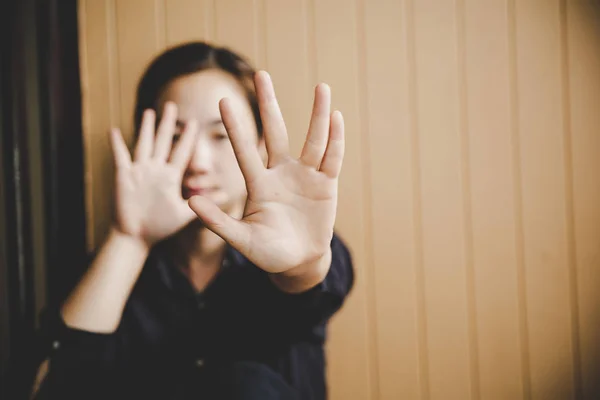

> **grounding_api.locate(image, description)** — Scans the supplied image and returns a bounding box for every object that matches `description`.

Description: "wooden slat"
[115,0,163,137]
[164,0,211,46]
[80,0,119,250]
[463,0,523,398]
[262,0,312,157]
[312,0,373,398]
[566,1,600,398]
[214,0,262,68]
[514,1,575,398]
[412,1,471,398]
[363,0,421,398]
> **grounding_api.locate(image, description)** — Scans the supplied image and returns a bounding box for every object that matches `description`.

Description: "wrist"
[108,226,152,254]
[270,249,332,293]
[285,249,331,277]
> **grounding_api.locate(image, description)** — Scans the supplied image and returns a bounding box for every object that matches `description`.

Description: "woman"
[28,42,354,400]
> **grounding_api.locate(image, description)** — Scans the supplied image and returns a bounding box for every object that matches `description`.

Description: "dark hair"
[133,41,262,137]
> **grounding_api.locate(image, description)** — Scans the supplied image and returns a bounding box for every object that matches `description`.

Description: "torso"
[120,244,329,400]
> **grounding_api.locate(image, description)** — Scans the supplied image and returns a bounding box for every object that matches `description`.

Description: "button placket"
[195,293,206,310]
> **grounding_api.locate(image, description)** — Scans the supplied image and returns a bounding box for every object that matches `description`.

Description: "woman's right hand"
[109,102,198,246]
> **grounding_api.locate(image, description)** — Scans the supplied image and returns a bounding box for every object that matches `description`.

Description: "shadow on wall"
[568,1,600,399]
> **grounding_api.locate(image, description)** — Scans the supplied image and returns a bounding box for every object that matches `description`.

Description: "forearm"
[269,248,332,294]
[61,228,149,333]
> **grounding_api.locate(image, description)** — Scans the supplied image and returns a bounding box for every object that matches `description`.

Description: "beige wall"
[78,1,600,399]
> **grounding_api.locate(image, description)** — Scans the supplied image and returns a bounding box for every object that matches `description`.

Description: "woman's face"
[156,69,261,214]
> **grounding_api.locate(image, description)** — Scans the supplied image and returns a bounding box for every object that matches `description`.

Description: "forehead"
[156,69,250,123]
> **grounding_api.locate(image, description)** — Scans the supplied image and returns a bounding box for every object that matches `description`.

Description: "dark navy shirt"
[29,233,354,400]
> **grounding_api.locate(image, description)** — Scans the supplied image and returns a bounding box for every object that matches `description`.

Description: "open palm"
[110,103,198,245]
[189,71,345,274]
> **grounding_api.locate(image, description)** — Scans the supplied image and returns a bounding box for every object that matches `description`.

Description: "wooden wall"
[77,1,600,398]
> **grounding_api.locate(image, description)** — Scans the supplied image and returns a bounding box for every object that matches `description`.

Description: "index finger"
[219,97,265,184]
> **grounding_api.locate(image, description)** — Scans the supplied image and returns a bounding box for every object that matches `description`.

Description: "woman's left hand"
[188,71,344,274]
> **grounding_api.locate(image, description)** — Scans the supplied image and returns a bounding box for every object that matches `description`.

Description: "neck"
[169,200,245,271]
[171,201,244,292]
[168,220,224,269]
[189,224,226,263]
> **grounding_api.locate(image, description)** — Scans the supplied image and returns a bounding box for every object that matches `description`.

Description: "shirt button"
[195,359,205,367]
[52,341,60,350]
[197,301,206,310]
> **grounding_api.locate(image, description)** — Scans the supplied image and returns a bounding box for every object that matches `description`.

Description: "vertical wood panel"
[507,1,532,396]
[78,0,93,249]
[263,0,311,157]
[463,0,523,398]
[312,0,372,399]
[456,2,480,398]
[356,0,379,397]
[214,0,262,67]
[115,0,162,137]
[363,0,421,398]
[80,0,118,250]
[165,0,211,45]
[412,1,471,398]
[253,0,266,69]
[566,1,600,398]
[405,2,430,397]
[154,0,166,50]
[514,1,575,398]
[559,1,582,398]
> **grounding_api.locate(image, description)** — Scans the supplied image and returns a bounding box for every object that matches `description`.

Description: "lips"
[184,187,216,197]
[183,186,217,198]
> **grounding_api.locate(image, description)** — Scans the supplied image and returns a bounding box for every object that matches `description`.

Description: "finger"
[169,119,198,170]
[188,195,251,251]
[319,110,345,178]
[153,102,178,161]
[109,128,132,169]
[134,109,156,161]
[255,71,289,167]
[220,97,265,184]
[300,83,331,168]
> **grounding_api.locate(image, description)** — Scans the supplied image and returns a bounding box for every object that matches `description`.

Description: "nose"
[187,136,213,174]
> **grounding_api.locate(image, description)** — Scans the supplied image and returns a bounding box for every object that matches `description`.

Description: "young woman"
[29,41,354,400]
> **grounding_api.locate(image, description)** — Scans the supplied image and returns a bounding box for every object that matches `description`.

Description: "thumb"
[188,196,250,250]
[178,197,197,223]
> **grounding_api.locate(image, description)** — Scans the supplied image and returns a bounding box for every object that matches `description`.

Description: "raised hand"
[189,71,345,274]
[110,103,198,246]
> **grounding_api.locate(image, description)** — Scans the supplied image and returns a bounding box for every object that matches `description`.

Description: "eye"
[213,131,229,142]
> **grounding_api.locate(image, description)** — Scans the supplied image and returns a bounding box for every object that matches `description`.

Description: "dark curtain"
[0,0,87,397]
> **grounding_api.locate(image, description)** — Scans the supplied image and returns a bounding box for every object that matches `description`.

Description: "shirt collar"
[147,243,248,296]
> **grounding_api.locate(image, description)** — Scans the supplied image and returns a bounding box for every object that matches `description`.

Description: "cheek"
[219,146,246,189]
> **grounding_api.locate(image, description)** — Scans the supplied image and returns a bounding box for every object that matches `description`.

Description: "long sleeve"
[27,306,127,400]
[17,249,129,399]
[269,232,355,333]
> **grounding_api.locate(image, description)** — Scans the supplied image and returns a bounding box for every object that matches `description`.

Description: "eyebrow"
[175,118,223,129]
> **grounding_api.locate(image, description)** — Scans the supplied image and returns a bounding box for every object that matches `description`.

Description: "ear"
[257,136,267,167]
